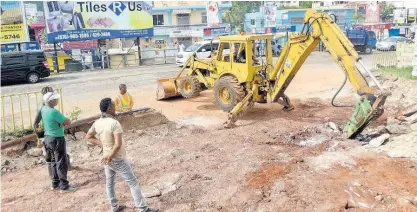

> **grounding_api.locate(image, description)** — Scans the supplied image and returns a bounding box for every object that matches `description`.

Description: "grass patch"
[1,127,34,141]
[377,66,417,80]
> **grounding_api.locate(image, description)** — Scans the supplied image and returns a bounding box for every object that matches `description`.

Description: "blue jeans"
[105,158,147,212]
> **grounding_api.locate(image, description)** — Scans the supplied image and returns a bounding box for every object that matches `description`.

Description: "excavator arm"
[226,9,390,138]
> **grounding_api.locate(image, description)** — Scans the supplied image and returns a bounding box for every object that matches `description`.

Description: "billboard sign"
[393,9,406,24]
[203,25,231,37]
[365,2,380,23]
[0,1,29,44]
[43,1,153,42]
[206,1,220,27]
[264,2,276,27]
[276,25,296,32]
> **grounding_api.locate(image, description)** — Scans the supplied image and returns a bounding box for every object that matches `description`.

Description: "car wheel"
[27,72,40,83]
[389,46,395,51]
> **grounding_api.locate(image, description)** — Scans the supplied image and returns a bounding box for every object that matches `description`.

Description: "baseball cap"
[43,92,60,103]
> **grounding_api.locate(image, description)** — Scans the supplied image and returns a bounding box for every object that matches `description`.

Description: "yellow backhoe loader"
[156,9,390,138]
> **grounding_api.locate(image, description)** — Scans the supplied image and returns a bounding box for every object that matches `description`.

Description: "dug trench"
[2,74,417,211]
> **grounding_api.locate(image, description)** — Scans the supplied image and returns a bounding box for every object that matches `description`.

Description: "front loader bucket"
[156,77,183,100]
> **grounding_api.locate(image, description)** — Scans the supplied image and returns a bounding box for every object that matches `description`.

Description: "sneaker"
[112,205,127,212]
[60,185,77,193]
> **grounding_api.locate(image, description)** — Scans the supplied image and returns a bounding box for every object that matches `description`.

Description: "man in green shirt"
[41,92,74,192]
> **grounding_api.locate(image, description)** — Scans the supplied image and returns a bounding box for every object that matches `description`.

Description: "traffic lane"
[1,64,180,95]
[1,53,375,96]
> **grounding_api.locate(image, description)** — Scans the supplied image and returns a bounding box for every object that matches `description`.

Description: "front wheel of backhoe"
[214,76,245,112]
[179,76,201,98]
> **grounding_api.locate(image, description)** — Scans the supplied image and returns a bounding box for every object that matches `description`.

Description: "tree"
[352,13,365,24]
[222,1,262,32]
[299,1,312,9]
[379,1,394,22]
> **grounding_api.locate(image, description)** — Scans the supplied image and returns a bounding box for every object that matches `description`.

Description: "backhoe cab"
[156,9,390,139]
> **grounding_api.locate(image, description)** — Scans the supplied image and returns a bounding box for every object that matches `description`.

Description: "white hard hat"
[43,92,60,103]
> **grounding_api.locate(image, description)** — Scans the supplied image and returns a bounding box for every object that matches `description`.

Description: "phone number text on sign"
[0,24,28,44]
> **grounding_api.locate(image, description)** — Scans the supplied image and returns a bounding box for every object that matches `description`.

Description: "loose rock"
[405,113,417,124]
[326,122,340,132]
[2,160,10,166]
[142,186,161,198]
[153,173,183,194]
[27,148,43,157]
[403,104,417,117]
[369,133,390,147]
[375,195,384,201]
[385,124,409,134]
[74,131,87,140]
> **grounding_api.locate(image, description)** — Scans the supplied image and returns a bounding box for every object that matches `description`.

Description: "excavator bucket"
[156,77,183,100]
[344,93,389,138]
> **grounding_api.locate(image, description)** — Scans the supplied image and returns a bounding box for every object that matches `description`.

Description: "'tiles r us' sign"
[76,2,149,14]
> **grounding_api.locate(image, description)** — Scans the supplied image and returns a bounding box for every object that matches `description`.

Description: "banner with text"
[44,1,153,42]
[203,25,231,37]
[0,1,29,44]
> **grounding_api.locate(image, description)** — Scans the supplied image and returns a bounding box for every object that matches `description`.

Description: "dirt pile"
[1,109,170,175]
[376,73,417,116]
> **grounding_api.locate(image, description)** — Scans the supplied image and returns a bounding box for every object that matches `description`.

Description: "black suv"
[1,51,51,84]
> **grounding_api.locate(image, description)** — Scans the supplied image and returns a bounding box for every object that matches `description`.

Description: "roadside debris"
[368,133,390,147]
[402,103,417,117]
[27,148,43,157]
[325,122,340,132]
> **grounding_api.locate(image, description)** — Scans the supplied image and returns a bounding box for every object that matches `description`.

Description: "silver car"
[376,36,412,51]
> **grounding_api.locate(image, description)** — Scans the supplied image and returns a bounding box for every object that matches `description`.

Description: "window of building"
[202,12,207,24]
[250,19,255,26]
[153,15,164,26]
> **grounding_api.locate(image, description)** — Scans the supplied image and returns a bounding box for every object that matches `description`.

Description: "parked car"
[376,36,412,51]
[346,29,376,54]
[1,51,50,84]
[176,40,229,67]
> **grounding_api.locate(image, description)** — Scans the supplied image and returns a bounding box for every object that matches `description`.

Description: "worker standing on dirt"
[41,92,74,192]
[33,87,72,171]
[114,84,133,112]
[86,98,159,212]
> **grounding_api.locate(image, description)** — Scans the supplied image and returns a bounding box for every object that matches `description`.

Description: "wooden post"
[137,37,142,65]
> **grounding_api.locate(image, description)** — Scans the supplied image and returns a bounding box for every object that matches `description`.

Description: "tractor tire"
[179,76,201,98]
[213,76,245,112]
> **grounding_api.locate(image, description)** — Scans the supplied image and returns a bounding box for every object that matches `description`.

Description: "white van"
[176,40,227,66]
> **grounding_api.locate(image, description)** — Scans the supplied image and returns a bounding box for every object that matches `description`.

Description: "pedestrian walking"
[114,84,133,112]
[86,98,159,212]
[41,92,74,192]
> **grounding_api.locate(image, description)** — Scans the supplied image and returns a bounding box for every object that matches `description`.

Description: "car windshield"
[384,37,400,42]
[185,43,202,52]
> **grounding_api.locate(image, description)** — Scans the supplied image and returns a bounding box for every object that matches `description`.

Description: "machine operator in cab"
[114,84,134,112]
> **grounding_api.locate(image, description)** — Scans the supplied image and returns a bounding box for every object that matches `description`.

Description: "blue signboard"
[203,26,231,37]
[276,25,296,32]
[1,43,19,52]
[23,41,41,50]
[44,1,154,42]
